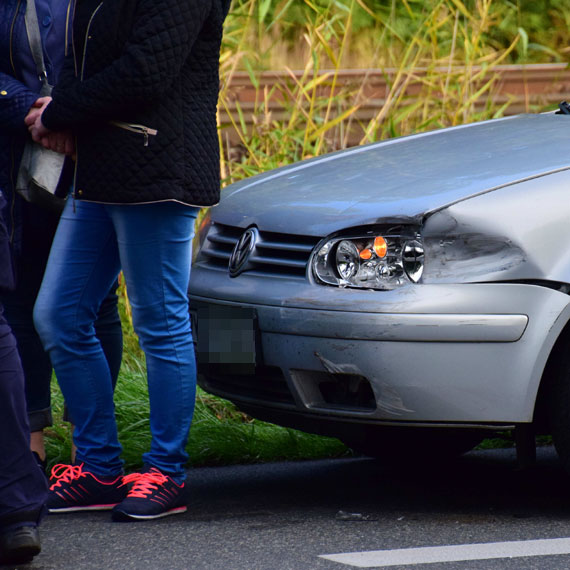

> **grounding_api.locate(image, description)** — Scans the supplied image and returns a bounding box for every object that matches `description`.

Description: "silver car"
[189,110,570,467]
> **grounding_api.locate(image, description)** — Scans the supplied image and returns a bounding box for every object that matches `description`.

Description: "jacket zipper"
[72,1,103,205]
[65,0,73,58]
[110,121,158,147]
[71,0,78,75]
[71,137,78,211]
[9,0,22,76]
[79,2,103,81]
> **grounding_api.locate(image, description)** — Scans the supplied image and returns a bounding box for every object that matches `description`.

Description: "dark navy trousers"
[0,306,47,527]
[2,196,123,432]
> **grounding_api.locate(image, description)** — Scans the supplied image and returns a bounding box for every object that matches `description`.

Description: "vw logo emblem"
[229,227,259,277]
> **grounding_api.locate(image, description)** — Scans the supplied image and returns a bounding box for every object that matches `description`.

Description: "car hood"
[214,113,570,236]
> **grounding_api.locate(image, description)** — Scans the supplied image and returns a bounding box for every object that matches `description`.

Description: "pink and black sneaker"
[47,464,126,513]
[112,467,188,521]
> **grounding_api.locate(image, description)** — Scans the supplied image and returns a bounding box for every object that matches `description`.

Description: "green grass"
[45,370,349,471]
[44,292,349,471]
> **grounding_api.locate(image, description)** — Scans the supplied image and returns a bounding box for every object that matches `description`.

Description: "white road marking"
[320,538,570,568]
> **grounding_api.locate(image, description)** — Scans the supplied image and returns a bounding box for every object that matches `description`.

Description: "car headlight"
[312,228,424,289]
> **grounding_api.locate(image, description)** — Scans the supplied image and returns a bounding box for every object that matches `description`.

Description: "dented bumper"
[190,274,570,426]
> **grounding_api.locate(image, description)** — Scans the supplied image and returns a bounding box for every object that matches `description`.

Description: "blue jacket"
[0,0,71,251]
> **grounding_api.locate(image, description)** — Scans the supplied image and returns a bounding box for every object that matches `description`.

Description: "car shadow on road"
[186,445,569,522]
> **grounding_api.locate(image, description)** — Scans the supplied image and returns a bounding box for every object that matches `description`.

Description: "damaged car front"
[189,112,570,465]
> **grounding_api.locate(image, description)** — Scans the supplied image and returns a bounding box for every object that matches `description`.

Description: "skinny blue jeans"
[34,198,199,480]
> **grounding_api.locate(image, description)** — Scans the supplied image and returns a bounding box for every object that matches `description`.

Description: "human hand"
[27,97,54,143]
[24,96,52,128]
[39,131,75,156]
[30,117,50,143]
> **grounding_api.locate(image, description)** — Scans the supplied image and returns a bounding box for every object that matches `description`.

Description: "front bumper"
[189,271,570,426]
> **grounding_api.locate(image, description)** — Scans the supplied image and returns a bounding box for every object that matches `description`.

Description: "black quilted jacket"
[42,0,230,206]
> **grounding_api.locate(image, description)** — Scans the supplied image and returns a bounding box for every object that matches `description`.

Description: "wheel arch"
[533,315,570,432]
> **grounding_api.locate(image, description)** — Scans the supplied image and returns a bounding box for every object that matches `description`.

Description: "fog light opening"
[318,374,376,411]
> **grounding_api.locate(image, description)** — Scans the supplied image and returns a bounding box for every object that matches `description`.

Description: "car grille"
[198,223,321,279]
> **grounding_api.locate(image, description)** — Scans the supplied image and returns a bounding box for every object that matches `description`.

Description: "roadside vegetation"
[219,0,569,184]
[46,0,566,469]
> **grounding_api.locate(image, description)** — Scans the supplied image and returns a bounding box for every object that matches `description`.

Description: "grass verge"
[44,290,349,471]
[45,372,349,472]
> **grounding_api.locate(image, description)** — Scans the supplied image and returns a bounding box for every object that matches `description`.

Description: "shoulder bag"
[15,0,66,213]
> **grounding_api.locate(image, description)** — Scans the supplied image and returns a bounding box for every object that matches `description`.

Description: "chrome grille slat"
[199,223,320,279]
[203,250,233,260]
[249,255,307,268]
[257,241,315,253]
[208,235,240,246]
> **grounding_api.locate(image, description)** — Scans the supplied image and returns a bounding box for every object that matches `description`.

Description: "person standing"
[29,0,231,521]
[0,0,123,471]
[0,192,46,566]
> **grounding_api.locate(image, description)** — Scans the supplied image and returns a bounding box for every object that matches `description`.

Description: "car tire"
[548,348,570,474]
[342,427,484,463]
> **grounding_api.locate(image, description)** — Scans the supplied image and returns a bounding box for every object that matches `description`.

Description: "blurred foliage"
[219,0,543,185]
[224,0,570,69]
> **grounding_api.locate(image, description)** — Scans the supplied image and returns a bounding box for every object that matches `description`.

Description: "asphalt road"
[17,445,570,570]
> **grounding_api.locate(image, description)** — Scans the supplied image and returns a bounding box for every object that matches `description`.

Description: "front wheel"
[548,349,570,473]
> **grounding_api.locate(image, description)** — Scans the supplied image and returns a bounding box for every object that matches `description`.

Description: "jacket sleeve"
[42,0,213,130]
[0,72,38,132]
[55,49,78,91]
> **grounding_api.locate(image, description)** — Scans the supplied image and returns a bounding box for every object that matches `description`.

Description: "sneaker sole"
[48,503,120,513]
[112,506,187,522]
[1,551,38,565]
[0,537,41,565]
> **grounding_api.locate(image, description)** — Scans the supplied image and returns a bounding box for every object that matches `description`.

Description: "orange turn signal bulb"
[373,236,388,258]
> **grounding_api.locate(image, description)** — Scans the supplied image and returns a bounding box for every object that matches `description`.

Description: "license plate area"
[192,304,259,374]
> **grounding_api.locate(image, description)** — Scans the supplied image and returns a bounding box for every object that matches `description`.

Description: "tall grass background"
[219,0,568,185]
[46,0,568,470]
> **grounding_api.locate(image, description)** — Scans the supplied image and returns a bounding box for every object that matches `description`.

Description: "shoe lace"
[49,464,86,489]
[121,471,169,498]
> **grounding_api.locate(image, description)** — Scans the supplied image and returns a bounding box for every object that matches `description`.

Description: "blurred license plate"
[193,304,257,367]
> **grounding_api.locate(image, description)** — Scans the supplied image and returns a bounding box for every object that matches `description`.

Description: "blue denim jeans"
[34,199,199,480]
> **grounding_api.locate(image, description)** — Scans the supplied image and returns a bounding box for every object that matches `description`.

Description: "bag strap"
[23,0,52,95]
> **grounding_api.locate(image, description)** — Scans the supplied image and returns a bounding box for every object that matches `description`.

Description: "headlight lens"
[335,240,360,280]
[312,228,424,290]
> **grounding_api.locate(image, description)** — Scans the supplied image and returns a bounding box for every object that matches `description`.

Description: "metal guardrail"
[219,63,570,144]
